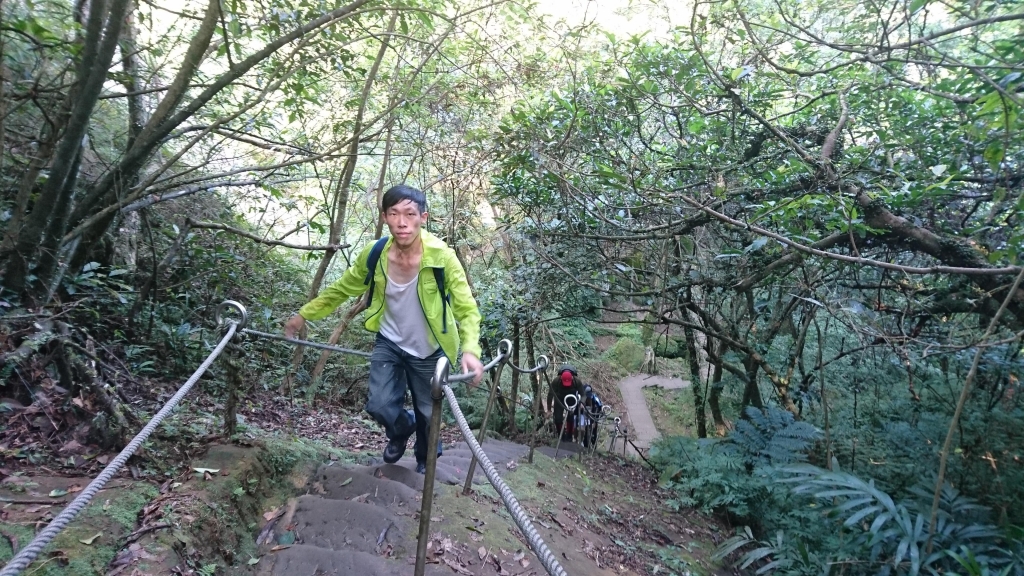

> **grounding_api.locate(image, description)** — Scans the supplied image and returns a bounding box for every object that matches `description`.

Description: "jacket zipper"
[376,248,450,361]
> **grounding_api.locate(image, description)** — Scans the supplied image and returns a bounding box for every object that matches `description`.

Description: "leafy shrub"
[615,322,643,343]
[716,463,1024,575]
[604,338,645,372]
[652,406,819,523]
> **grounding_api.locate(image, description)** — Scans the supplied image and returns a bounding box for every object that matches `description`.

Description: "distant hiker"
[580,384,603,447]
[285,184,484,475]
[548,364,583,441]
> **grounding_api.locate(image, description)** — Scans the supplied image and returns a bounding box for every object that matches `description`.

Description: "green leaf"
[744,237,768,253]
[341,477,353,486]
[983,142,1004,171]
[48,489,68,497]
[80,532,102,545]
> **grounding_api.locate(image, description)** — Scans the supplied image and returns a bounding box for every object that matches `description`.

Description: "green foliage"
[615,322,643,343]
[652,406,819,521]
[604,338,645,372]
[716,464,1023,575]
[727,407,820,467]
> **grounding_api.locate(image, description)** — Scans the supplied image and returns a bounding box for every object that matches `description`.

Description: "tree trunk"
[526,327,541,419]
[372,111,396,239]
[119,5,147,150]
[741,356,764,410]
[508,319,520,434]
[3,0,130,298]
[34,140,86,298]
[682,324,707,438]
[282,11,395,393]
[708,342,728,435]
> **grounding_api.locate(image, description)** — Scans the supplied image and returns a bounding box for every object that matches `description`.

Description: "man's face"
[384,199,427,248]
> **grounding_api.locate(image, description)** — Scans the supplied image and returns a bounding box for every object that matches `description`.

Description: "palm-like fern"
[715,461,1021,575]
[725,406,820,467]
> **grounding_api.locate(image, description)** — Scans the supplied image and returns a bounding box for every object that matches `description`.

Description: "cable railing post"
[415,356,449,576]
[222,334,245,437]
[463,339,512,495]
[553,393,578,459]
[526,360,548,465]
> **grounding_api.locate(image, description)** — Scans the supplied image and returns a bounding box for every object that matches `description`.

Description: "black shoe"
[416,462,426,475]
[383,436,409,464]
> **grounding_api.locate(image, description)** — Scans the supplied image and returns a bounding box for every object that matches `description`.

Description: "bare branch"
[185,218,350,251]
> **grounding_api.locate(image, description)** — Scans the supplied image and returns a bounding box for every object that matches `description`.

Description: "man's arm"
[285,244,373,336]
[443,250,484,383]
[444,251,482,358]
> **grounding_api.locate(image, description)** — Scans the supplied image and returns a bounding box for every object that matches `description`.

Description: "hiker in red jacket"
[547,364,583,441]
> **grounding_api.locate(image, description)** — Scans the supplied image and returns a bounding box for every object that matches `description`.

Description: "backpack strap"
[432,267,449,334]
[363,236,389,308]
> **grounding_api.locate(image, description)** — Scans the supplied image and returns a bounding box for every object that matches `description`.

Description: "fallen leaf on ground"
[79,532,102,545]
[441,557,473,576]
[478,546,486,560]
[48,489,67,498]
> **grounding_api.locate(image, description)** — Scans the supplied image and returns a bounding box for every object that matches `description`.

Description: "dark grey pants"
[367,333,444,463]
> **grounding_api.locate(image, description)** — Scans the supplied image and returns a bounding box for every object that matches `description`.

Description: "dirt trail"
[614,374,689,458]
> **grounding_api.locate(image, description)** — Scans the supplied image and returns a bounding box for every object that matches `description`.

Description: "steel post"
[463,345,509,495]
[415,356,450,576]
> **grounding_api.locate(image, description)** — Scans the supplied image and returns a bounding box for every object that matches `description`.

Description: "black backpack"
[361,236,450,334]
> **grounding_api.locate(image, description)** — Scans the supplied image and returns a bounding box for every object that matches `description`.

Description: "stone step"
[258,544,452,576]
[535,442,585,460]
[268,439,535,576]
[313,464,421,507]
[283,496,412,555]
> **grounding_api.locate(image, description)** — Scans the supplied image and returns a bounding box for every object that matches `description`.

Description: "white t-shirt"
[378,273,438,358]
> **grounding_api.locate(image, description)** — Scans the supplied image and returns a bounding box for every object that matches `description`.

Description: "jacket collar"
[385,228,446,269]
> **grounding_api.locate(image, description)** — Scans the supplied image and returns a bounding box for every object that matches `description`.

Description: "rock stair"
[256,439,530,576]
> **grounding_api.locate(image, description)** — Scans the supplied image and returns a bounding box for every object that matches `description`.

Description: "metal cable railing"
[240,328,372,357]
[417,355,568,576]
[1,299,569,576]
[0,304,245,576]
[216,305,566,574]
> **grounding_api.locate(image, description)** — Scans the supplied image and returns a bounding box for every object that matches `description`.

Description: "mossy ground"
[433,445,723,575]
[643,387,697,439]
[0,479,159,575]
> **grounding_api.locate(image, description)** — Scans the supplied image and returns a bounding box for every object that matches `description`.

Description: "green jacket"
[298,229,482,364]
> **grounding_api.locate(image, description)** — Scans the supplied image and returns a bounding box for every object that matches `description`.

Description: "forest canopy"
[1,0,1023,573]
